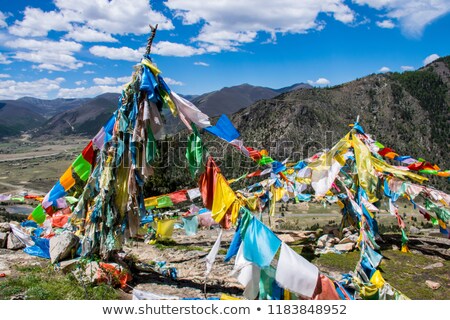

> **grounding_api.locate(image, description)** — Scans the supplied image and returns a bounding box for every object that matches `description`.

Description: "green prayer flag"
[65,196,79,204]
[258,155,274,165]
[374,141,384,149]
[72,154,91,181]
[185,123,204,177]
[425,199,450,223]
[401,229,408,245]
[156,196,173,208]
[30,204,46,224]
[239,207,253,238]
[146,125,158,164]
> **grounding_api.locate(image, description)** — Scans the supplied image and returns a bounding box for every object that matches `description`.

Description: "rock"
[0,232,7,248]
[59,258,80,273]
[7,233,25,250]
[409,226,420,234]
[317,234,339,248]
[0,222,11,233]
[339,234,358,244]
[425,280,441,290]
[392,244,399,251]
[49,232,79,264]
[334,243,355,252]
[278,234,296,243]
[423,262,444,270]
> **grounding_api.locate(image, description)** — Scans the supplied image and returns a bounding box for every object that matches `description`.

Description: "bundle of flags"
[25,39,449,300]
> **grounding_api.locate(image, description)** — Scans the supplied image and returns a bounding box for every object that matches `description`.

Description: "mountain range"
[0,82,311,137]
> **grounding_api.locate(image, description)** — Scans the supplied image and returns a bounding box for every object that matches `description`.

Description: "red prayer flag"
[169,190,188,204]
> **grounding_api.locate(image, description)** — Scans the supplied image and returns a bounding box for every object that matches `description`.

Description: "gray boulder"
[0,222,11,233]
[49,232,79,264]
[7,233,26,250]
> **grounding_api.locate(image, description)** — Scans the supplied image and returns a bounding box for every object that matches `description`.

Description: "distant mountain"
[17,96,91,118]
[0,81,312,138]
[191,83,311,117]
[0,100,46,137]
[275,82,313,94]
[35,93,120,137]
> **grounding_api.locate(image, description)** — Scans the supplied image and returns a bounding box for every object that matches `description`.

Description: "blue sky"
[0,0,449,100]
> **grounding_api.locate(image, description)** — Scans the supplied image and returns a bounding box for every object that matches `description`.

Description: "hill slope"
[144,56,450,194]
[0,100,46,137]
[192,83,311,117]
[36,93,120,137]
[17,97,91,118]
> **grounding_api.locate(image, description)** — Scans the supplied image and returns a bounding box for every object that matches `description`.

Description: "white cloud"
[353,0,450,37]
[9,0,173,38]
[152,41,205,57]
[0,11,7,28]
[55,0,173,34]
[194,61,209,67]
[0,77,65,100]
[0,74,10,78]
[163,77,184,86]
[165,0,355,52]
[83,70,95,74]
[65,26,118,42]
[401,65,415,71]
[0,52,12,64]
[8,7,75,37]
[93,76,119,85]
[423,53,440,65]
[89,45,143,61]
[5,38,83,71]
[307,78,331,86]
[57,85,122,98]
[75,80,87,86]
[92,75,131,85]
[376,19,395,28]
[116,76,131,83]
[379,66,391,73]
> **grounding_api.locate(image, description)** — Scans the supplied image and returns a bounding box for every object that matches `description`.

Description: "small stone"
[425,280,441,290]
[49,232,79,264]
[334,243,355,252]
[423,262,444,270]
[409,226,420,234]
[392,244,399,251]
[0,232,7,248]
[7,233,25,250]
[338,237,352,244]
[317,234,337,248]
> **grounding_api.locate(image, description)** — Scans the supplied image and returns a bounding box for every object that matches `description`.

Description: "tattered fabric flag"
[170,91,211,130]
[187,188,201,200]
[230,243,261,300]
[156,196,173,208]
[204,114,240,142]
[168,190,188,204]
[275,242,319,298]
[198,157,220,210]
[29,204,46,224]
[186,123,204,177]
[243,217,281,268]
[211,174,236,223]
[205,229,223,277]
